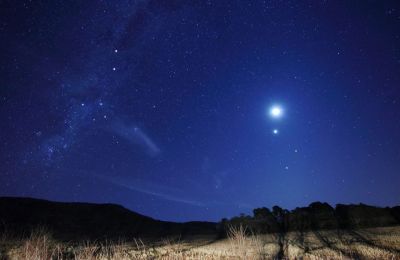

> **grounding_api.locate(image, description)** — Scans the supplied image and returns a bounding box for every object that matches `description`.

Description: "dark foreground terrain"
[0,197,217,241]
[1,197,400,259]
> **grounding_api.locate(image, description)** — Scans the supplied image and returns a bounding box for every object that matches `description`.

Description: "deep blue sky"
[1,1,400,222]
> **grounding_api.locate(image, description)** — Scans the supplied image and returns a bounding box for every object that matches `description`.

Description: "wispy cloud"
[111,121,161,157]
[95,174,205,207]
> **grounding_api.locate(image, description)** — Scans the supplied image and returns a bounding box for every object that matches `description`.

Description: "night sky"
[1,1,400,222]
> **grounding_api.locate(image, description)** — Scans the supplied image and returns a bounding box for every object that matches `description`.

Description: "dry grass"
[1,226,400,259]
[5,228,64,259]
[226,224,265,259]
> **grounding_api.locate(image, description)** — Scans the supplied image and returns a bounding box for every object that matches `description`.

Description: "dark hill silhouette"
[0,197,217,241]
[1,197,400,241]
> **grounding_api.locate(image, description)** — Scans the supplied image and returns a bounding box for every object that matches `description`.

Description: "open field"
[1,226,400,259]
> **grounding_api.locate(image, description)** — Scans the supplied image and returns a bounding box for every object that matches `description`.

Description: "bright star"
[270,105,283,118]
[273,129,279,134]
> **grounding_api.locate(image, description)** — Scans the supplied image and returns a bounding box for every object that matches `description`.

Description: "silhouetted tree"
[253,207,271,219]
[272,206,284,222]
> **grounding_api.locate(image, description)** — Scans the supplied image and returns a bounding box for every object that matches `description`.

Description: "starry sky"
[1,1,400,222]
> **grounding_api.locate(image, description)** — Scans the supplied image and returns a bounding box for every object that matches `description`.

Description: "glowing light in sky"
[270,105,283,118]
[273,129,279,134]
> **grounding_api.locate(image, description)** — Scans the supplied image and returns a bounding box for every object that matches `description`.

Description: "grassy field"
[1,226,400,259]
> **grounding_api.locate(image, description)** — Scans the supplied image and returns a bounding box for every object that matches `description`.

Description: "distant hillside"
[1,197,400,241]
[224,202,400,234]
[0,197,217,241]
